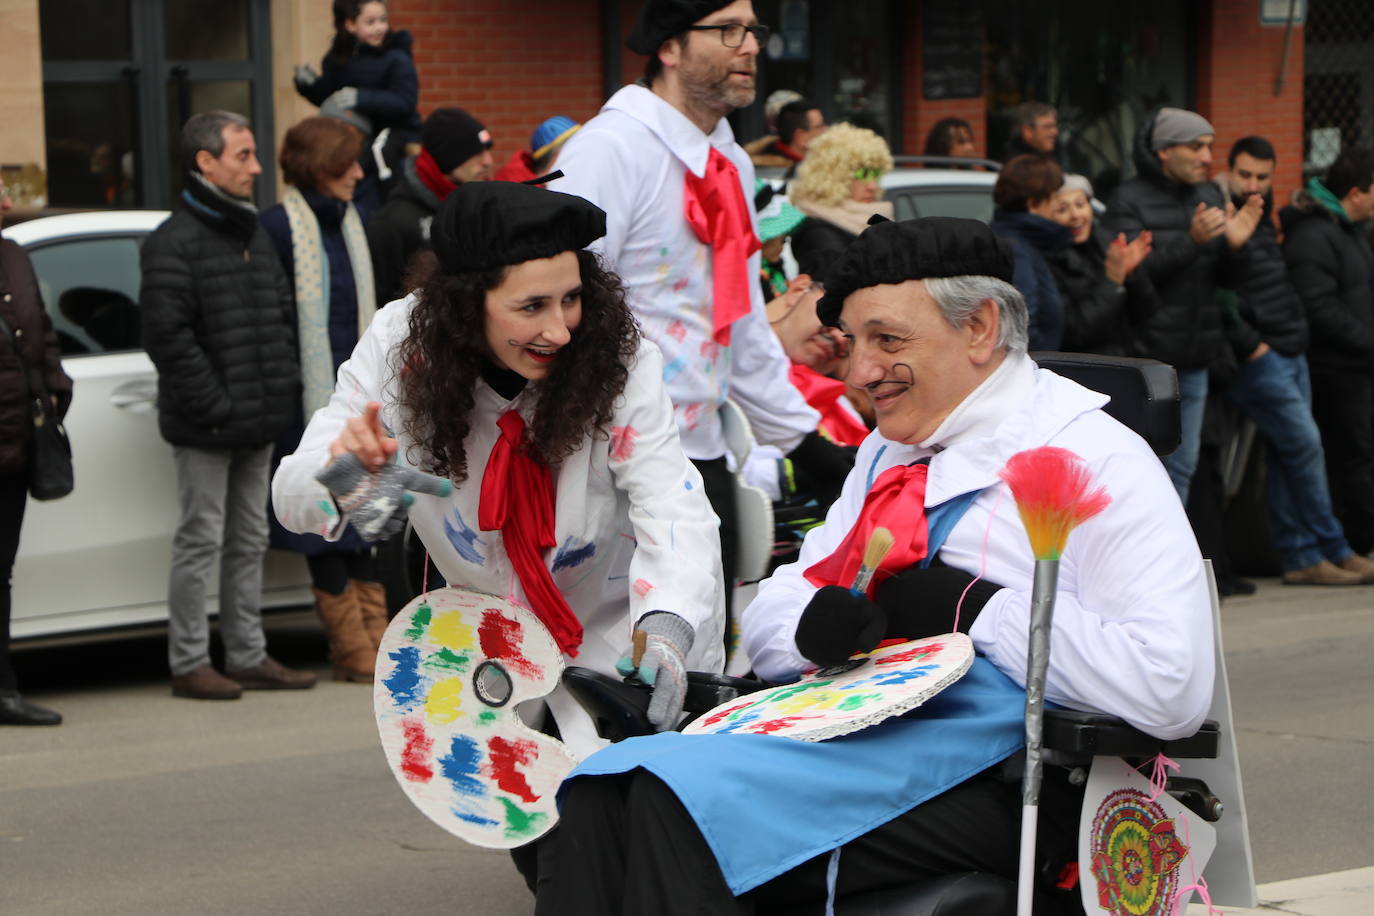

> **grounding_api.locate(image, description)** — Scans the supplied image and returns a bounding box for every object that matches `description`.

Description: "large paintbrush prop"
[998,447,1110,916]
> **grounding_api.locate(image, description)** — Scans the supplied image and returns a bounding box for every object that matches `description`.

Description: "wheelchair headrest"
[1031,352,1181,458]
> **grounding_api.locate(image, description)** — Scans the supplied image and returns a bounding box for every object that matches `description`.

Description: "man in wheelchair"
[540,217,1216,915]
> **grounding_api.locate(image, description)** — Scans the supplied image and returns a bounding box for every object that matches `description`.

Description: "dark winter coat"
[790,217,856,288]
[0,240,73,473]
[1217,188,1308,361]
[1044,224,1160,357]
[990,209,1068,351]
[1280,192,1374,374]
[365,156,443,303]
[1103,112,1228,370]
[260,190,363,373]
[139,176,299,449]
[298,30,422,137]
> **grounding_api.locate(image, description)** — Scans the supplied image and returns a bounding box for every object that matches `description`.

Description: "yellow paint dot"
[774,690,836,715]
[425,677,465,724]
[430,611,475,651]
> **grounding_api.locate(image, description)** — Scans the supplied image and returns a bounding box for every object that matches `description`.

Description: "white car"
[7,211,311,640]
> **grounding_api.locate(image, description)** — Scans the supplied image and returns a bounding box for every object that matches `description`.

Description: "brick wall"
[386,0,609,162]
[1196,0,1305,204]
[898,0,987,159]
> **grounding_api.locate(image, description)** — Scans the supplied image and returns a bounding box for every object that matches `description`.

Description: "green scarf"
[1305,177,1351,225]
[282,188,376,416]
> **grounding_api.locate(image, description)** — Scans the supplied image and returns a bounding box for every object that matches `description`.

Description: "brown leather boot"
[1337,552,1374,584]
[1282,559,1362,586]
[352,579,390,648]
[313,585,377,682]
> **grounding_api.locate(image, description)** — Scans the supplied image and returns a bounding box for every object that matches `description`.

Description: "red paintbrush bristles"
[998,446,1111,560]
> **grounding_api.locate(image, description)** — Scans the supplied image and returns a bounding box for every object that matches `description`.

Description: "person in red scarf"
[365,106,493,304]
[552,0,854,640]
[272,184,727,910]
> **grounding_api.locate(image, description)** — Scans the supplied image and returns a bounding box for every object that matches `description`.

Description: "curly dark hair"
[395,249,640,483]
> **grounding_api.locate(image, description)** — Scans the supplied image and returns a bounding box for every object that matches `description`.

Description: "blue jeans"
[1227,351,1352,571]
[1163,368,1207,505]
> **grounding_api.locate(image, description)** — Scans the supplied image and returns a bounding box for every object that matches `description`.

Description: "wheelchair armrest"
[1031,352,1180,458]
[561,667,768,742]
[1043,709,1220,759]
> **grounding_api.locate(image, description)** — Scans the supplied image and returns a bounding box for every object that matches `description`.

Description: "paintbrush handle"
[850,564,878,597]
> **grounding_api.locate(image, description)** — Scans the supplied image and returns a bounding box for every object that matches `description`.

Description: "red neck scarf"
[478,411,582,656]
[773,141,805,163]
[683,148,762,346]
[789,364,869,447]
[804,461,930,597]
[415,148,459,202]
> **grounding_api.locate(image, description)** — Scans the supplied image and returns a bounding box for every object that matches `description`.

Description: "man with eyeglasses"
[552,0,854,647]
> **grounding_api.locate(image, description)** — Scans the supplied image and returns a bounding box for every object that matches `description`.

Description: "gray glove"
[315,452,452,542]
[324,86,358,110]
[293,64,320,90]
[616,611,695,732]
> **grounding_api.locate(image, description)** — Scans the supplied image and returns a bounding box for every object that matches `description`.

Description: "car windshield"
[887,187,994,223]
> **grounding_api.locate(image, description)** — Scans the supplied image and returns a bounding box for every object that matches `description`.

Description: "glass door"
[40,0,274,210]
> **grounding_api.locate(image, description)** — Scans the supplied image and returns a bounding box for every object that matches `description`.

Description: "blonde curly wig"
[790,122,894,207]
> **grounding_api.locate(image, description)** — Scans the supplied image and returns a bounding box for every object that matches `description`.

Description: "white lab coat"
[273,296,726,758]
[551,84,819,461]
[743,358,1215,740]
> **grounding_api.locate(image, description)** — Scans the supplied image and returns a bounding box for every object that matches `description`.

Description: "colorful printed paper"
[681,633,975,742]
[374,587,578,849]
[1079,757,1217,916]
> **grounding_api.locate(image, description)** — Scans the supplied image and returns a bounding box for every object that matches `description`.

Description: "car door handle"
[111,378,159,413]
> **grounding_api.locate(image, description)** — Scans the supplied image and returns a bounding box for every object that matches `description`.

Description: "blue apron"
[561,488,1028,895]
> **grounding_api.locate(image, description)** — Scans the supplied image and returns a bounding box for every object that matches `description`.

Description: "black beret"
[627,0,735,55]
[816,216,1015,326]
[430,181,607,275]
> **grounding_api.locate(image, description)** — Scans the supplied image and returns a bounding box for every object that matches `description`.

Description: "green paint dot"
[500,797,547,838]
[316,499,338,517]
[767,680,835,703]
[423,646,470,673]
[478,710,497,724]
[404,604,432,641]
[837,693,881,711]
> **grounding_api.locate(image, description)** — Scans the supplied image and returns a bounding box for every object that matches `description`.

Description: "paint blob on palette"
[681,634,976,742]
[374,587,578,849]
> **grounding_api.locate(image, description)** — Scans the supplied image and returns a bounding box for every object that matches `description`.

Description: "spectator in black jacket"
[1044,173,1156,355]
[140,111,317,700]
[990,154,1070,350]
[1104,107,1262,505]
[1217,137,1374,585]
[1282,147,1374,558]
[366,107,492,304]
[1002,101,1060,163]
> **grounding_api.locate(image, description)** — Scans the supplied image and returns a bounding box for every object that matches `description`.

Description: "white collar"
[920,351,1035,451]
[602,84,737,178]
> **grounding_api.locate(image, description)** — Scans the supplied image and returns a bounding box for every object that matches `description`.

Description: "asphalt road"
[1,578,1370,914]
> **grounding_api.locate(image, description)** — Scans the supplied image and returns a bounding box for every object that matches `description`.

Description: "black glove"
[787,432,856,508]
[794,585,887,668]
[875,563,1004,640]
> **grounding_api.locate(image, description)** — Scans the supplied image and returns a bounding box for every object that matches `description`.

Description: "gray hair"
[1061,173,1094,199]
[924,275,1029,353]
[183,110,250,173]
[1012,101,1056,129]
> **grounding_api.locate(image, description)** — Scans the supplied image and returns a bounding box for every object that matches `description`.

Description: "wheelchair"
[563,352,1255,915]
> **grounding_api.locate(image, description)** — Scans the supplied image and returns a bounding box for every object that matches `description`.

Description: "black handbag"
[0,311,73,500]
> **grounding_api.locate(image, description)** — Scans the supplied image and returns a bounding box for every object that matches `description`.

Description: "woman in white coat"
[272,181,726,766]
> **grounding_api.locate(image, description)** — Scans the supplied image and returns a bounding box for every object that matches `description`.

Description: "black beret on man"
[627,0,737,54]
[430,180,607,276]
[817,216,1016,326]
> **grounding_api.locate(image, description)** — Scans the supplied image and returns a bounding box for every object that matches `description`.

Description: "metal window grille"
[1303,0,1374,176]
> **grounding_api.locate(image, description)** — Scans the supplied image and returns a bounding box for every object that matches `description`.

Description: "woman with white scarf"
[261,115,382,683]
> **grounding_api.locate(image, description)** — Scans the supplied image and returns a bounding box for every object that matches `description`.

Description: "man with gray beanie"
[552,0,851,640]
[365,106,493,303]
[1104,106,1261,506]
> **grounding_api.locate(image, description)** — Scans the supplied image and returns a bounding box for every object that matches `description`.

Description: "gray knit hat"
[1151,108,1215,151]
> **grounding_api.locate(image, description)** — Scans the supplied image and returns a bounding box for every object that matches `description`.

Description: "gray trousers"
[168,444,272,676]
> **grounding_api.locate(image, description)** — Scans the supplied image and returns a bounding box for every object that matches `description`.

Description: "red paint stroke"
[873,644,941,667]
[609,425,639,462]
[479,610,542,679]
[399,717,435,782]
[699,340,721,362]
[485,736,541,803]
[682,403,702,430]
[632,578,655,598]
[666,320,688,342]
[672,276,690,293]
[748,715,823,735]
[701,700,756,727]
